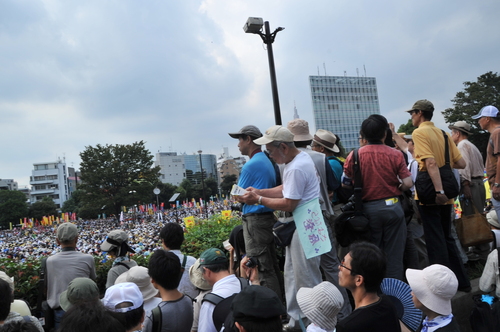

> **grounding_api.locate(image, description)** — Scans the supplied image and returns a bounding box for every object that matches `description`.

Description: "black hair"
[0,279,12,321]
[293,140,312,148]
[0,319,42,332]
[348,241,386,293]
[360,114,389,143]
[59,302,126,332]
[384,128,395,147]
[113,304,144,331]
[160,223,184,250]
[202,261,230,273]
[236,317,283,332]
[421,110,433,121]
[148,249,182,290]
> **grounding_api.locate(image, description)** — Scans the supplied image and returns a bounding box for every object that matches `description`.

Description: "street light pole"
[197,150,208,219]
[244,18,284,125]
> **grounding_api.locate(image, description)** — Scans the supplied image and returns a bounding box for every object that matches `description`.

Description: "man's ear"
[355,274,364,287]
[150,278,159,290]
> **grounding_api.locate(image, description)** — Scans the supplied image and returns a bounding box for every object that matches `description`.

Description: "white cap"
[472,105,499,119]
[102,282,144,313]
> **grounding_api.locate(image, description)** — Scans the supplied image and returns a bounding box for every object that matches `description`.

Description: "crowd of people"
[2,102,500,332]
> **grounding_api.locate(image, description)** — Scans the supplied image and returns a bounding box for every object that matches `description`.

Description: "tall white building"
[309,75,380,151]
[29,160,72,208]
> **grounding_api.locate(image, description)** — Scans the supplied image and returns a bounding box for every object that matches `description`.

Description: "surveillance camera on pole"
[243,17,264,34]
[244,17,284,125]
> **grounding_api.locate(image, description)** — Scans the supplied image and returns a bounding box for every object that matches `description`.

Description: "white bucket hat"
[406,264,458,316]
[486,209,500,228]
[189,258,211,291]
[296,281,344,330]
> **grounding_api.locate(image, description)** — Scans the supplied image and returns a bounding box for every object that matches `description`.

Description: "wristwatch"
[435,190,445,194]
[494,183,500,188]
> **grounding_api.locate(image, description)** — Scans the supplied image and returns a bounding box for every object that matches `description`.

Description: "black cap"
[232,286,286,322]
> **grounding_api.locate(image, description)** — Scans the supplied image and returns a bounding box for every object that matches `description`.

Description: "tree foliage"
[79,141,161,218]
[0,190,28,228]
[442,71,500,157]
[220,174,237,193]
[29,197,57,221]
[397,119,417,135]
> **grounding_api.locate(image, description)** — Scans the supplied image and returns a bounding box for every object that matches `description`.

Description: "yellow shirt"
[413,121,463,203]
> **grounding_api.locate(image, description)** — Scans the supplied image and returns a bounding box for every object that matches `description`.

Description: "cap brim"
[253,136,273,145]
[406,269,452,316]
[228,132,241,139]
[100,241,116,252]
[471,114,483,119]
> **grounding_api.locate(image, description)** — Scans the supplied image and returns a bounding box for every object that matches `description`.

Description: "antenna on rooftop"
[344,71,347,77]
[364,64,367,77]
[317,66,320,76]
[357,68,359,77]
[323,63,327,76]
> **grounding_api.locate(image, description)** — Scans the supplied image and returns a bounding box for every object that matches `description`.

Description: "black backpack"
[329,156,353,204]
[202,277,248,332]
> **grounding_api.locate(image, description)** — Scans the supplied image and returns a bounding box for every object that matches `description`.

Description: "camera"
[231,203,242,212]
[340,195,355,212]
[243,17,264,34]
[245,256,258,268]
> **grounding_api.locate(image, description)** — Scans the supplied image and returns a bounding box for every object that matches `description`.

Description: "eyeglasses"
[409,110,419,115]
[339,260,355,273]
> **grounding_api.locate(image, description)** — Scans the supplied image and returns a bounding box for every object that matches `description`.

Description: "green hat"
[199,248,228,265]
[57,223,78,242]
[406,99,434,113]
[60,277,99,311]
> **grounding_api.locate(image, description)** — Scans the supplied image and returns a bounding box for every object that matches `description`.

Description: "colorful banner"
[292,198,332,259]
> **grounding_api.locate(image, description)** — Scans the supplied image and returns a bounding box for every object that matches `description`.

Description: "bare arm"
[237,190,299,212]
[400,176,413,192]
[425,158,448,205]
[453,157,466,169]
[389,122,408,152]
[246,185,284,198]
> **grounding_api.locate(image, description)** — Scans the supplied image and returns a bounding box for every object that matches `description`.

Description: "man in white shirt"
[237,125,323,331]
[198,248,244,332]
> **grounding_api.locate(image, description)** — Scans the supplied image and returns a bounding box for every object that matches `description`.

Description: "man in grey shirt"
[46,223,96,329]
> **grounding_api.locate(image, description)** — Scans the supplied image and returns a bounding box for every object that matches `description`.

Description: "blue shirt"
[327,156,343,203]
[238,151,276,214]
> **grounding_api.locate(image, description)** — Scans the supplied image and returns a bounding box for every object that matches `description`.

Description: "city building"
[155,152,218,186]
[29,160,73,208]
[309,75,380,151]
[218,157,246,183]
[0,179,18,191]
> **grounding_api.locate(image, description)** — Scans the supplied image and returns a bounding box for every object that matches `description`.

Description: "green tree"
[79,141,161,219]
[397,119,417,135]
[29,197,57,221]
[61,189,85,213]
[220,174,237,193]
[0,190,28,228]
[442,71,500,156]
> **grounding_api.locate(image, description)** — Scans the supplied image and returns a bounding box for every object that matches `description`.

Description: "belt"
[243,211,274,217]
[471,176,483,179]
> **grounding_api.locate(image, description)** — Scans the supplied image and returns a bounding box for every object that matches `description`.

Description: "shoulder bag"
[415,130,459,205]
[334,149,371,247]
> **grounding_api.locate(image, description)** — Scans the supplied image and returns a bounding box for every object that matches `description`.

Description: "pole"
[264,21,282,125]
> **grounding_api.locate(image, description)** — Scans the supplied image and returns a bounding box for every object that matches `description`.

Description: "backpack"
[202,277,248,332]
[328,156,353,204]
[470,248,500,332]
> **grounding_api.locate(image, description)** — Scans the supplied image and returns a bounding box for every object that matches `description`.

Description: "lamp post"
[198,150,208,218]
[244,17,284,125]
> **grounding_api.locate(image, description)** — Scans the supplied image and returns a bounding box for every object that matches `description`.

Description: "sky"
[1,0,499,187]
